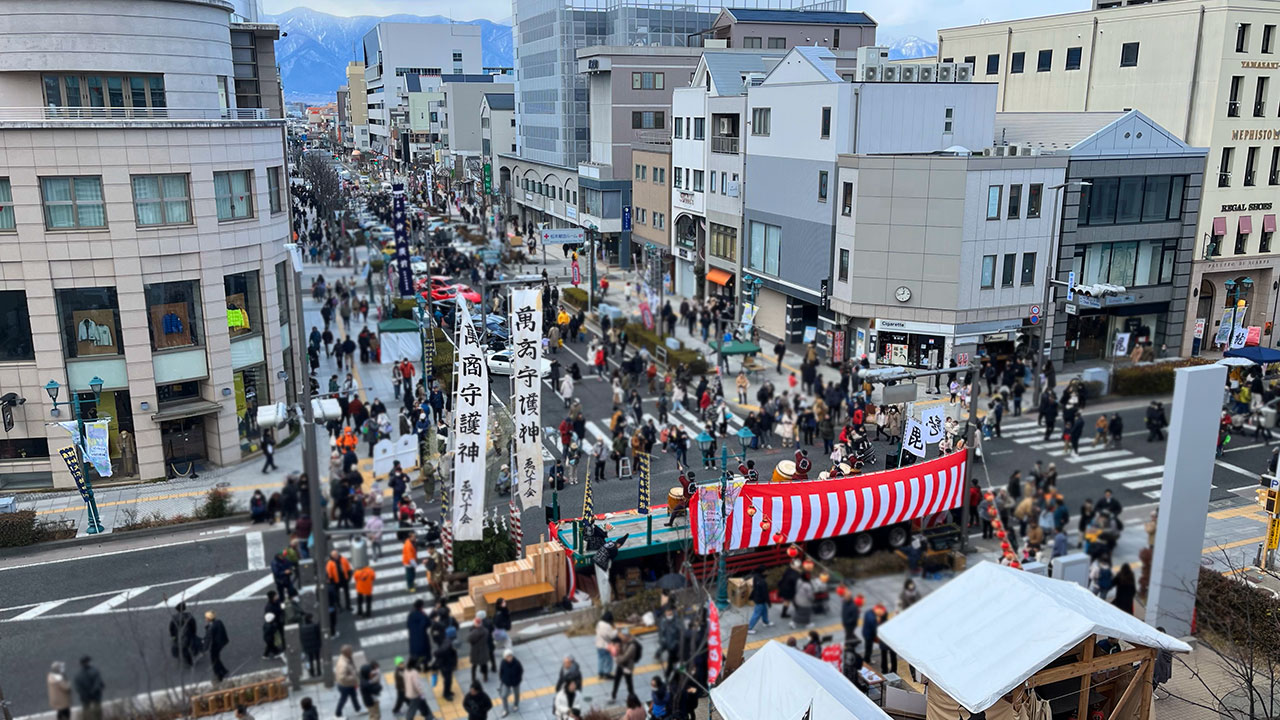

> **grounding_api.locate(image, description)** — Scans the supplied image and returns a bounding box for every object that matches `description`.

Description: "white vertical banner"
[451,296,489,541]
[902,418,927,458]
[509,287,544,512]
[920,405,945,444]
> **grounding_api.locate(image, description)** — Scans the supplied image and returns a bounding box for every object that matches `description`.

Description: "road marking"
[227,574,277,601]
[11,600,69,621]
[1215,460,1258,479]
[1210,505,1268,520]
[162,574,230,609]
[246,531,265,571]
[1203,536,1266,554]
[1059,449,1131,463]
[1122,478,1163,490]
[1103,465,1164,481]
[1081,457,1152,473]
[84,586,151,615]
[360,628,407,648]
[356,613,407,631]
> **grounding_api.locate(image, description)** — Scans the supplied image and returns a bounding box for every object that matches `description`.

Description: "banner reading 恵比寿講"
[509,288,543,513]
[451,297,489,541]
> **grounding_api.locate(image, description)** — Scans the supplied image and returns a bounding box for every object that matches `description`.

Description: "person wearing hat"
[497,464,512,496]
[334,644,362,717]
[204,610,230,682]
[498,648,524,716]
[47,661,71,720]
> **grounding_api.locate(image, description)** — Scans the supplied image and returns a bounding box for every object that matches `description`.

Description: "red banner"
[707,600,723,686]
[691,450,967,555]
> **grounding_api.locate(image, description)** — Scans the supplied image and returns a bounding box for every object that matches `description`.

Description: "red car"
[427,283,482,303]
[415,275,453,293]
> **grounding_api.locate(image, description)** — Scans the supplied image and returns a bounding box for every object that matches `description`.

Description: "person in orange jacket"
[353,564,376,618]
[326,550,353,612]
[402,537,419,593]
[336,427,359,454]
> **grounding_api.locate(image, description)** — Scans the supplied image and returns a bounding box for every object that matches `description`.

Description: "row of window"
[741,37,790,49]
[673,117,706,140]
[1079,176,1185,226]
[984,183,1045,221]
[1224,75,1280,119]
[631,72,665,90]
[0,169,284,231]
[1236,23,1277,55]
[520,177,579,206]
[979,252,1038,289]
[632,207,665,230]
[969,42,1139,76]
[633,164,667,184]
[42,74,166,111]
[1218,146,1280,188]
[1207,225,1274,256]
[631,111,665,130]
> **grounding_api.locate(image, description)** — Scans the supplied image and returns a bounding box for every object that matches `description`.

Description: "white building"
[0,0,292,490]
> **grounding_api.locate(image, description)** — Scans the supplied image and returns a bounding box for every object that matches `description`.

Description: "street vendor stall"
[712,640,892,720]
[376,318,421,365]
[878,562,1189,720]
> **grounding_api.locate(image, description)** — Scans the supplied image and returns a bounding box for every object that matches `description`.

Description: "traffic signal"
[1256,487,1278,513]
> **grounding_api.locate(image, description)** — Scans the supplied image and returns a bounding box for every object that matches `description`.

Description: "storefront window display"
[161,416,207,468]
[57,287,123,358]
[876,331,944,368]
[223,271,262,339]
[235,364,267,456]
[145,281,202,350]
[73,388,136,479]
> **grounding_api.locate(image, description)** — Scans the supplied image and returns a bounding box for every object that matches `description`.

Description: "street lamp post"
[695,425,755,608]
[1033,180,1091,402]
[45,377,106,534]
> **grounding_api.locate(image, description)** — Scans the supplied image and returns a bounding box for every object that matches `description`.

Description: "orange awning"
[706,268,733,286]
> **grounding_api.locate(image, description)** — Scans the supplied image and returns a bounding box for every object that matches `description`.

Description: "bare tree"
[298,152,342,223]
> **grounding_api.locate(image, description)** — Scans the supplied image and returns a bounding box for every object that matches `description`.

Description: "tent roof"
[877,562,1191,714]
[1225,346,1280,364]
[377,318,420,333]
[712,340,762,356]
[710,641,891,720]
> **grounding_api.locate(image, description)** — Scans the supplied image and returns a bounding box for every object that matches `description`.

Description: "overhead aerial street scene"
[6,0,1280,719]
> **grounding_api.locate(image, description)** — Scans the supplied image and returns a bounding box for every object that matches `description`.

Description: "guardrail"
[711,136,740,154]
[0,107,272,121]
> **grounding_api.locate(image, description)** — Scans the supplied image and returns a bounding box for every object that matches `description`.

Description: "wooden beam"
[1137,654,1156,720]
[1025,647,1156,688]
[1078,635,1096,720]
[1104,659,1147,720]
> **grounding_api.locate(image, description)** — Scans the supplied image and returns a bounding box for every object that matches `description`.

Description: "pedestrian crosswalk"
[541,398,749,463]
[992,418,1169,499]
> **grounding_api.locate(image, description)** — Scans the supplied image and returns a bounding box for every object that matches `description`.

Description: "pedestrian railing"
[190,675,288,718]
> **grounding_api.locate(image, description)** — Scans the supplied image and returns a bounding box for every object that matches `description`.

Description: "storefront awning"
[1213,216,1227,235]
[706,268,733,286]
[1265,214,1277,233]
[152,399,223,422]
[1240,215,1254,235]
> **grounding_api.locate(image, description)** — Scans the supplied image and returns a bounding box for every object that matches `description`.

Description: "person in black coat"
[747,568,772,632]
[435,639,459,701]
[407,599,432,668]
[203,611,231,682]
[169,602,199,667]
[299,614,322,678]
[840,591,860,644]
[777,561,801,619]
[462,682,493,720]
[498,649,524,715]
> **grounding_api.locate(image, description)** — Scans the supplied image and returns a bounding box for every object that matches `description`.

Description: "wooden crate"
[727,577,752,608]
[191,676,288,718]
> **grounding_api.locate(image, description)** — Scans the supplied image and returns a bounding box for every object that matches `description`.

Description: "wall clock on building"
[895,286,912,303]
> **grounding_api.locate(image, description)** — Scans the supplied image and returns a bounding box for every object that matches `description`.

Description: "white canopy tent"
[878,562,1191,715]
[710,641,892,720]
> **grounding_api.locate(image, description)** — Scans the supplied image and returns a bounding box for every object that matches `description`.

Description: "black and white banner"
[451,297,489,540]
[509,287,543,512]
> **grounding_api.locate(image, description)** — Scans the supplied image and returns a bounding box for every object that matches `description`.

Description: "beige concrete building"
[345,61,369,152]
[0,0,291,490]
[630,143,674,279]
[938,0,1280,354]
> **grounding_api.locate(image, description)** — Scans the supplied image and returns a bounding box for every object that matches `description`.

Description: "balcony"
[0,106,274,123]
[711,136,739,154]
[1228,100,1240,117]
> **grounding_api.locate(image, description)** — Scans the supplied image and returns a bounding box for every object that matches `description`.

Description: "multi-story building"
[441,76,515,180]
[336,85,349,146]
[481,93,516,199]
[362,23,482,168]
[742,46,998,342]
[229,21,283,119]
[695,7,878,51]
[511,0,841,170]
[345,61,370,152]
[937,0,1280,354]
[0,0,291,490]
[992,111,1208,363]
[631,142,674,287]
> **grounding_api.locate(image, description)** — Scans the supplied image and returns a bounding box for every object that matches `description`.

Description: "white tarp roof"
[878,562,1191,714]
[710,641,892,720]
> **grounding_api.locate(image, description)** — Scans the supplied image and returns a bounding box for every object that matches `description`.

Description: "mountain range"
[264,7,514,103]
[885,35,939,60]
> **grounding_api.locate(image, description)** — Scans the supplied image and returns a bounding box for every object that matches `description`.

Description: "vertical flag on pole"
[451,296,489,541]
[509,287,544,512]
[636,452,651,514]
[707,599,724,685]
[582,474,594,519]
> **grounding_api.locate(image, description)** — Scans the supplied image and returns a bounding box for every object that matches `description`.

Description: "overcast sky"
[263,0,1091,40]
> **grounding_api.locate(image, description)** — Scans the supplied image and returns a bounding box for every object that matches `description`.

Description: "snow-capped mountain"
[264,7,514,103]
[885,35,939,60]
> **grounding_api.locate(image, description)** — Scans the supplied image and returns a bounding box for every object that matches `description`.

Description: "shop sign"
[1220,201,1273,212]
[1065,303,1078,315]
[1193,318,1206,339]
[1077,296,1102,309]
[831,330,846,363]
[1104,294,1135,306]
[983,333,1009,343]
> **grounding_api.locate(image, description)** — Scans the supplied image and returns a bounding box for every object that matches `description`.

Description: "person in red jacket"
[558,416,574,454]
[594,347,606,379]
[967,480,982,527]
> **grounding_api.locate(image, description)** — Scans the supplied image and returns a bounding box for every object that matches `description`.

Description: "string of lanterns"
[985,490,1022,570]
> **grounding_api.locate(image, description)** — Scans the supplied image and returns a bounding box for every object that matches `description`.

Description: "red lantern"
[996,530,1006,539]
[1000,541,1011,552]
[1010,561,1022,569]
[835,585,848,597]
[991,519,1002,530]
[772,532,786,545]
[802,560,815,572]
[746,505,757,517]
[854,594,865,607]
[760,518,771,531]
[786,545,800,558]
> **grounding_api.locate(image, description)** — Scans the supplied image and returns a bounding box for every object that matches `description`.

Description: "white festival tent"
[877,562,1191,715]
[710,640,893,720]
[376,318,422,365]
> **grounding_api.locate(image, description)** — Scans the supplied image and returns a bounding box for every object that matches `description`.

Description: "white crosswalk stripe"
[1123,478,1163,490]
[1103,465,1164,482]
[1080,457,1152,473]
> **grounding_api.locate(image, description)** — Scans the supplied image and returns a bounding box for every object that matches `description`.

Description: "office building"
[0,0,291,489]
[631,142,674,287]
[346,61,370,152]
[481,93,517,197]
[938,0,1280,353]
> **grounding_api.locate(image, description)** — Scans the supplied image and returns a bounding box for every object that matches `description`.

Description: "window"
[214,170,254,221]
[710,223,737,261]
[1262,229,1274,253]
[653,212,664,230]
[1270,147,1279,185]
[832,248,848,282]
[132,174,191,226]
[268,167,284,214]
[1236,230,1249,254]
[1245,146,1260,186]
[964,55,976,68]
[1007,184,1022,219]
[1010,52,1025,74]
[841,181,853,216]
[693,117,705,140]
[767,37,786,49]
[980,255,996,288]
[943,107,954,133]
[0,437,49,462]
[41,176,105,229]
[654,167,665,184]
[1078,240,1177,286]
[57,288,122,358]
[0,291,34,361]
[986,185,1002,220]
[1120,42,1139,67]
[631,72,664,90]
[1066,47,1082,70]
[1020,253,1037,286]
[1027,183,1043,218]
[144,281,202,351]
[40,73,166,114]
[1037,49,1052,72]
[674,117,683,139]
[743,37,763,49]
[748,221,781,275]
[0,178,13,231]
[224,271,262,338]
[673,168,682,189]
[635,164,646,180]
[1237,23,1251,53]
[986,54,1000,75]
[630,111,664,129]
[636,208,646,224]
[1001,254,1016,287]
[1265,25,1276,54]
[1255,77,1269,117]
[818,170,829,202]
[820,107,831,138]
[751,107,770,136]
[452,52,463,62]
[1229,75,1243,117]
[1220,147,1235,187]
[1080,175,1185,225]
[693,170,704,192]
[710,172,717,193]
[834,29,841,49]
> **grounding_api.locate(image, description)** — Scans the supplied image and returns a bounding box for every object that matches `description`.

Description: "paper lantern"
[786,546,800,558]
[1000,541,1011,552]
[802,560,815,572]
[760,518,772,531]
[835,585,848,597]
[772,532,786,545]
[819,573,830,584]
[996,530,1006,539]
[991,519,1002,530]
[746,505,757,517]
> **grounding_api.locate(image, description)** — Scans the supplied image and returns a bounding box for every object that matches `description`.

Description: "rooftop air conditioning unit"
[956,64,973,82]
[937,63,956,82]
[861,65,880,81]
[918,64,937,82]
[881,65,899,82]
[899,65,917,82]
